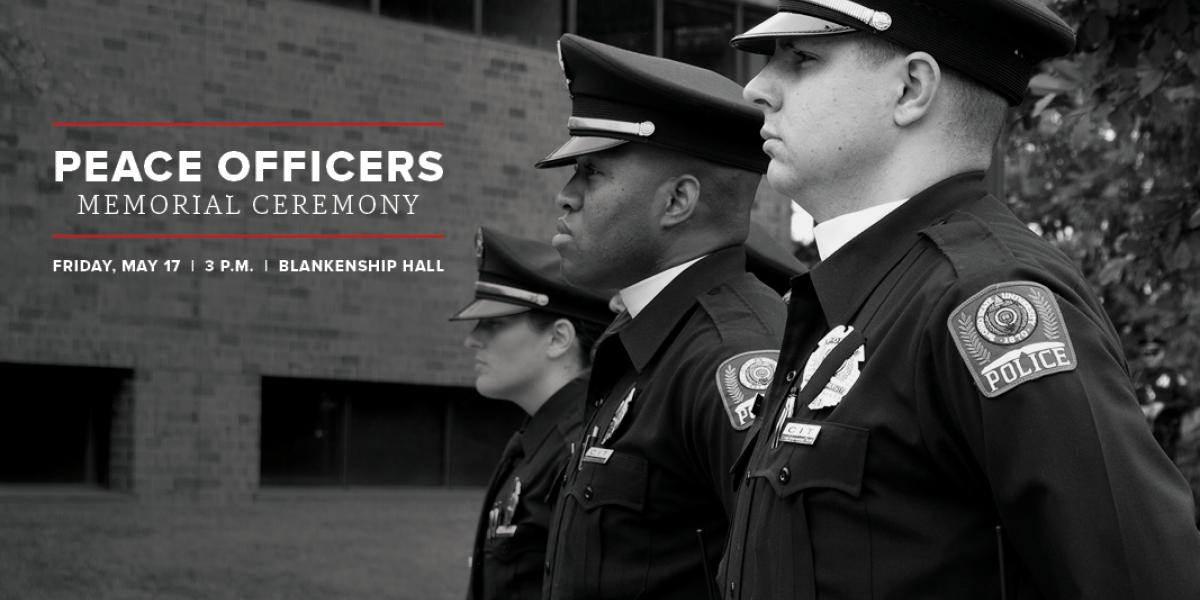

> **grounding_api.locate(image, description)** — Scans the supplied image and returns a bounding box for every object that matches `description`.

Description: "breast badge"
[948,281,1076,397]
[717,350,779,430]
[801,325,865,410]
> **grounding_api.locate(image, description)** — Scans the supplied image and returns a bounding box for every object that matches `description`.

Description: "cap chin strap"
[781,0,892,31]
[567,116,656,138]
[476,282,550,307]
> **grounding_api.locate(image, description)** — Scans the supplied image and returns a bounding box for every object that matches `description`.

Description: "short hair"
[852,34,1008,149]
[524,310,607,367]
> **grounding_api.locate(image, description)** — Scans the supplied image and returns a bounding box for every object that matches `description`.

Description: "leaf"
[1099,256,1132,285]
[1138,68,1166,98]
[1032,93,1057,118]
[1029,73,1077,95]
[1190,207,1200,229]
[1171,242,1193,271]
[1165,84,1200,102]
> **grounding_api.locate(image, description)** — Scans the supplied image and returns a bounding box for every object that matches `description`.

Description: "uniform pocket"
[762,419,869,498]
[483,530,546,600]
[570,450,648,512]
[750,419,871,599]
[565,451,649,598]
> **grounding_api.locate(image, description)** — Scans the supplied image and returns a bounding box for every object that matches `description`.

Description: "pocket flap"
[756,420,869,498]
[568,450,648,512]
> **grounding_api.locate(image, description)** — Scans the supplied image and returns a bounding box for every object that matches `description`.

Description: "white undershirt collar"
[619,255,707,318]
[813,199,908,260]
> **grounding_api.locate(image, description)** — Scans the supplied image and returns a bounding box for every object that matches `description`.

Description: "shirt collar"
[813,199,908,260]
[806,171,989,327]
[520,375,587,457]
[610,246,746,373]
[618,255,707,318]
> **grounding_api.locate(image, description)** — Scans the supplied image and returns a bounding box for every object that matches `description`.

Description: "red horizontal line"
[52,121,444,128]
[53,233,445,240]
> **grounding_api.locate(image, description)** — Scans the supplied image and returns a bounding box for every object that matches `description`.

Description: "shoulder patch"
[947,281,1076,398]
[715,350,778,430]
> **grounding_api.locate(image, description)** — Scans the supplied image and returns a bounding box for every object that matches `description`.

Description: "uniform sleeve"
[677,342,774,516]
[923,279,1200,599]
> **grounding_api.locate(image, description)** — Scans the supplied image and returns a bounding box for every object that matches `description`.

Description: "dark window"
[484,0,565,48]
[304,0,371,10]
[260,377,524,487]
[0,363,129,486]
[739,3,774,83]
[577,0,656,54]
[380,0,476,33]
[664,0,737,78]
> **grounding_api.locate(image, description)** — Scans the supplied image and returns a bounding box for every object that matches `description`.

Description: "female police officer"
[451,227,611,600]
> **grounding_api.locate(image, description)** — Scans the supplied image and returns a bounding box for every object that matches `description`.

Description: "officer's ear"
[545,318,577,360]
[893,51,941,127]
[658,173,701,229]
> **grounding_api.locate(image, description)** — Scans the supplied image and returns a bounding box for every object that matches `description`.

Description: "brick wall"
[0,0,792,500]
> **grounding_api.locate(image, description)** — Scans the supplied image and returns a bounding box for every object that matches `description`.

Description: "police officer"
[719,1,1200,598]
[453,227,612,600]
[534,34,789,599]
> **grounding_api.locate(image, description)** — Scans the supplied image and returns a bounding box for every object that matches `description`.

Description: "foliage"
[1005,0,1200,382]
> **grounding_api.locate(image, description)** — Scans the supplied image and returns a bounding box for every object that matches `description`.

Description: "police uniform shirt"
[468,377,586,600]
[719,173,1200,599]
[544,246,786,600]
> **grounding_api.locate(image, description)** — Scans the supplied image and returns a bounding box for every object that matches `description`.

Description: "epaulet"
[697,275,784,343]
[919,210,1015,279]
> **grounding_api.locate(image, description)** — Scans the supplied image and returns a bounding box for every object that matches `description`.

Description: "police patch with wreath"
[716,350,778,430]
[948,281,1076,398]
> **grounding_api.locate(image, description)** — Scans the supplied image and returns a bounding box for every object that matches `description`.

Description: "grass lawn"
[0,489,483,600]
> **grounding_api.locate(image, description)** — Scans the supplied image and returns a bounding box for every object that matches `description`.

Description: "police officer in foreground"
[534,34,789,599]
[719,1,1200,598]
[453,227,612,600]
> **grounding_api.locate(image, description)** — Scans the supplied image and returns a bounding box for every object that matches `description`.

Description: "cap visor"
[731,11,853,53]
[448,299,532,321]
[534,136,628,169]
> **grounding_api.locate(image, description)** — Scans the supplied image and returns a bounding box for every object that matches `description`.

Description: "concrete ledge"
[0,485,132,502]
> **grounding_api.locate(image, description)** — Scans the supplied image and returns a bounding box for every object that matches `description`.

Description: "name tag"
[581,446,613,464]
[779,422,821,445]
[494,525,517,537]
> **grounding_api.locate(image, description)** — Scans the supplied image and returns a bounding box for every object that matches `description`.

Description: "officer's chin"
[474,377,504,400]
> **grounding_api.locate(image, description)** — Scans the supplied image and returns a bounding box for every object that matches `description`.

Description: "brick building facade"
[0,0,792,501]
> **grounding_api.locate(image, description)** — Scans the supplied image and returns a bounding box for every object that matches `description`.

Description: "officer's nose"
[464,324,486,349]
[743,60,779,113]
[556,172,584,213]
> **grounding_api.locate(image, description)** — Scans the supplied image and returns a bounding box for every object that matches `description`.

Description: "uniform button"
[545,561,551,576]
[583,486,594,500]
[745,470,751,481]
[729,580,736,596]
[778,467,791,484]
[785,370,796,382]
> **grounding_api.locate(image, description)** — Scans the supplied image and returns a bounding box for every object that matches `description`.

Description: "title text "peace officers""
[54,150,443,183]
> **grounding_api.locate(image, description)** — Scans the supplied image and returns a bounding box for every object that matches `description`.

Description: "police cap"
[731,0,1076,105]
[450,227,613,326]
[535,33,768,173]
